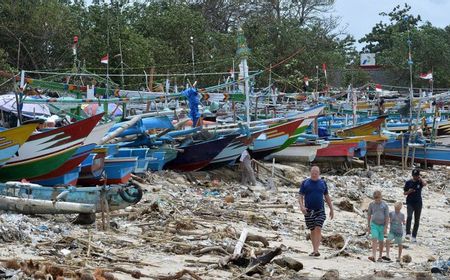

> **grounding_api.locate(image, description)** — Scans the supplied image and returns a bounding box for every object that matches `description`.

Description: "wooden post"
[145,67,155,112]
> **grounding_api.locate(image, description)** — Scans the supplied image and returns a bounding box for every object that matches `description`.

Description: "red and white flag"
[375,84,382,92]
[100,54,109,64]
[419,71,433,80]
[322,63,327,79]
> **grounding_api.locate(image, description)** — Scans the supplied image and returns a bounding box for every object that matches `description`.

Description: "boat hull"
[0,123,39,166]
[166,134,236,172]
[384,139,450,166]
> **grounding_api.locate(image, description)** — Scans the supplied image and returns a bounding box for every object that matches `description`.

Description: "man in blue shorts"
[298,166,334,257]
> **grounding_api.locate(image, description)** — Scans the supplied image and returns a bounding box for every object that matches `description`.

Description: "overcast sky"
[333,0,450,50]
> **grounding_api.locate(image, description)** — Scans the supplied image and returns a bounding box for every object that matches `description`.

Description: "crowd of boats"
[0,68,449,217]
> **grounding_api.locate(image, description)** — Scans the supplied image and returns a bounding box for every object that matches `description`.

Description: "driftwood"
[324,236,351,259]
[192,246,230,256]
[251,160,297,185]
[0,196,95,214]
[273,256,303,271]
[245,247,283,276]
[157,269,203,280]
[246,233,269,247]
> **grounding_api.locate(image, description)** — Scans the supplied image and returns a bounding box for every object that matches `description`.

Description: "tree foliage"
[0,1,448,91]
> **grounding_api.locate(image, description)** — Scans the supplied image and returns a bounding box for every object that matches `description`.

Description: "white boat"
[268,140,329,163]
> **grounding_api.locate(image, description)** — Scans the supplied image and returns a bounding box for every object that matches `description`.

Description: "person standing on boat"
[298,166,334,257]
[240,149,256,186]
[404,169,426,242]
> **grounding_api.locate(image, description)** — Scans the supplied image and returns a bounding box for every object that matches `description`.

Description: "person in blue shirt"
[404,169,427,242]
[298,166,334,257]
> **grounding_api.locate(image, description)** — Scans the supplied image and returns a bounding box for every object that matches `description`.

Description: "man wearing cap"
[403,169,427,242]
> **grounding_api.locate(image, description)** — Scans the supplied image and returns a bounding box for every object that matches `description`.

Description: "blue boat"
[31,166,81,186]
[116,148,150,173]
[384,134,450,166]
[0,181,142,214]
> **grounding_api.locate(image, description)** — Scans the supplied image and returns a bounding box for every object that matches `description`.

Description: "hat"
[412,169,420,176]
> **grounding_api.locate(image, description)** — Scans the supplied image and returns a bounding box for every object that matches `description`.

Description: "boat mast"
[237,26,251,126]
[406,16,414,131]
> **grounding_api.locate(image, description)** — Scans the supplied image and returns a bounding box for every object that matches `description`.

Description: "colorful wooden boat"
[249,118,304,159]
[31,166,81,186]
[0,114,103,181]
[277,105,325,151]
[165,134,237,172]
[203,130,263,170]
[384,135,450,166]
[314,139,365,163]
[147,148,178,171]
[0,181,142,214]
[268,140,329,163]
[29,143,97,185]
[77,150,107,186]
[116,148,150,173]
[0,123,39,166]
[336,115,387,137]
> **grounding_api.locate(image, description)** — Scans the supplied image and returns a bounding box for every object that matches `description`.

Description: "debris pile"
[0,163,448,279]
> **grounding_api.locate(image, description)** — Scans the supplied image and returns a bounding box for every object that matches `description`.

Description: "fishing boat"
[147,147,178,171]
[276,105,325,151]
[115,148,151,173]
[336,115,387,137]
[77,149,107,186]
[249,118,304,159]
[0,114,103,181]
[314,139,366,163]
[202,130,263,170]
[165,134,237,172]
[268,140,329,163]
[0,181,142,214]
[29,143,97,185]
[384,135,450,166]
[0,123,39,166]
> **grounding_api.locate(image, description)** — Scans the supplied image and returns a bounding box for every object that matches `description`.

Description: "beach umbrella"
[0,93,50,118]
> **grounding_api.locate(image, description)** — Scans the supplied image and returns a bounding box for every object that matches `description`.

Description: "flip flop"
[382,256,391,261]
[309,252,316,256]
[314,252,321,257]
[368,256,376,262]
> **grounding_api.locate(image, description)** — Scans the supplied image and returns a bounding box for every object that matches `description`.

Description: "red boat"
[314,141,359,163]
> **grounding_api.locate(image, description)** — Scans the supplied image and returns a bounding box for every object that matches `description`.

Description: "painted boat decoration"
[29,143,97,184]
[277,105,325,151]
[336,115,387,137]
[0,181,142,214]
[0,123,39,166]
[249,118,304,159]
[0,114,103,181]
[203,130,263,170]
[384,135,450,166]
[165,134,237,172]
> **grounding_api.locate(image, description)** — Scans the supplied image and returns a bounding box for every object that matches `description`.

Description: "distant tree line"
[0,1,448,91]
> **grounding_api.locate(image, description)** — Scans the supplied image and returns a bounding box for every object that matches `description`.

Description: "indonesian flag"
[375,84,382,92]
[100,54,109,64]
[419,71,433,80]
[322,63,327,79]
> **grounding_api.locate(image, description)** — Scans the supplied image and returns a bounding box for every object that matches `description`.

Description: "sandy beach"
[0,162,449,279]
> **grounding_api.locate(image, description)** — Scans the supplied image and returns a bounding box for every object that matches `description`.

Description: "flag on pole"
[419,71,433,80]
[375,84,382,92]
[322,63,327,79]
[101,54,109,64]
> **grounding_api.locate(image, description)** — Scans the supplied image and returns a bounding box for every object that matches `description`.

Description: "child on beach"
[367,190,389,262]
[385,202,406,262]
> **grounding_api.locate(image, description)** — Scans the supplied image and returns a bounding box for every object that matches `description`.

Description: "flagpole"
[430,67,434,95]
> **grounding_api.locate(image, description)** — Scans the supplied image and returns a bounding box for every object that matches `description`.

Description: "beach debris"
[337,199,354,212]
[273,256,303,271]
[415,272,434,279]
[157,269,203,280]
[402,254,412,263]
[320,269,339,280]
[322,234,345,249]
[374,270,394,278]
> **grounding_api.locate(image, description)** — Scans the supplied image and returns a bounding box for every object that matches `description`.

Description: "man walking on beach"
[404,169,426,242]
[298,166,334,256]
